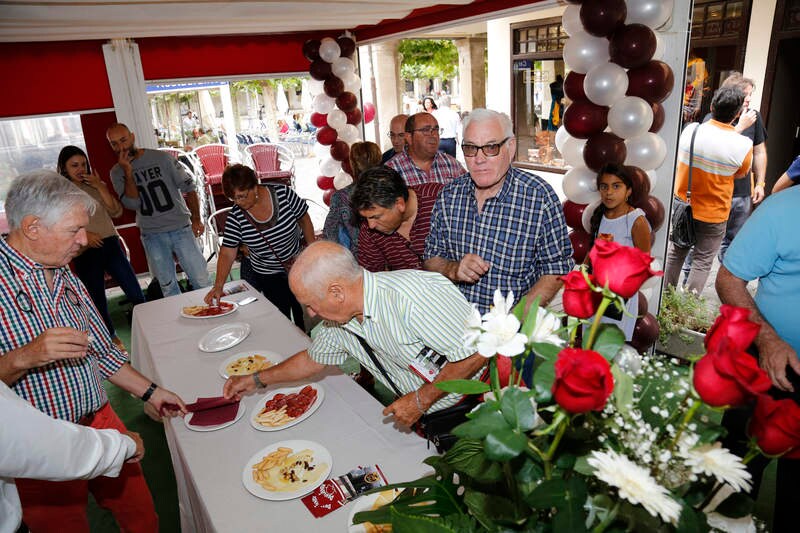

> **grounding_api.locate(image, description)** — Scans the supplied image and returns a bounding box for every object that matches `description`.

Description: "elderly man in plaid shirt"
[424,109,574,314]
[0,171,187,532]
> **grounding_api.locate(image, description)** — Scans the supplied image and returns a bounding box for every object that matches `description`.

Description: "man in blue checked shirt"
[423,108,574,314]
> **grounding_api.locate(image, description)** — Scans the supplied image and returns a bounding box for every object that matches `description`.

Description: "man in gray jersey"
[107,123,209,297]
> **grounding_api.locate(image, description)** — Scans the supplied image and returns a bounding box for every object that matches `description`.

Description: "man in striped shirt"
[0,172,187,531]
[223,241,486,428]
[351,166,442,272]
[386,113,466,186]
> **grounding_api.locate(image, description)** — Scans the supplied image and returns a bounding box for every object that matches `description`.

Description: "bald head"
[106,123,137,156]
[388,114,409,153]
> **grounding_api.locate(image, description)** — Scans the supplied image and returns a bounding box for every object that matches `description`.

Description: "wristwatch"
[141,382,158,402]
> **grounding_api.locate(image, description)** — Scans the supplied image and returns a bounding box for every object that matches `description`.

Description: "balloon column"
[303,34,374,205]
[560,0,674,351]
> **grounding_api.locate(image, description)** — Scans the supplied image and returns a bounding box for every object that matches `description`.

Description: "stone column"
[455,37,487,112]
[370,40,402,152]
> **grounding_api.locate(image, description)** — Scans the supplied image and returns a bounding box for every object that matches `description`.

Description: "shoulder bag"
[670,123,701,248]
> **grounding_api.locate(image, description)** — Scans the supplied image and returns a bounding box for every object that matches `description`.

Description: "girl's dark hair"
[56,145,90,178]
[589,163,632,245]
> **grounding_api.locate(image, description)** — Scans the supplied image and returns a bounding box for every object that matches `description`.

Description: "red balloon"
[609,24,657,69]
[630,312,659,353]
[336,92,358,112]
[337,36,356,58]
[563,101,609,139]
[584,132,626,172]
[569,229,592,263]
[310,112,328,128]
[309,59,332,81]
[302,39,321,62]
[323,77,344,98]
[342,159,353,176]
[323,188,335,206]
[316,175,335,190]
[564,72,588,102]
[364,102,376,124]
[316,126,338,146]
[634,194,665,232]
[580,0,627,38]
[649,102,665,133]
[624,165,651,205]
[346,108,362,125]
[563,200,589,230]
[626,61,675,104]
[330,140,350,162]
[637,291,648,318]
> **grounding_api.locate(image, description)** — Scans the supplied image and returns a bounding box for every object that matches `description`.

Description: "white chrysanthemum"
[528,306,564,345]
[463,304,483,349]
[588,449,682,524]
[476,313,527,358]
[683,443,752,493]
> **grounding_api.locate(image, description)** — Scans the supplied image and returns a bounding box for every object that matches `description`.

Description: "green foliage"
[657,286,717,343]
[398,39,459,81]
[586,324,625,361]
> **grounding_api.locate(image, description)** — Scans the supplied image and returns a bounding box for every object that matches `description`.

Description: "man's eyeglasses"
[409,126,443,137]
[387,132,405,139]
[461,137,512,157]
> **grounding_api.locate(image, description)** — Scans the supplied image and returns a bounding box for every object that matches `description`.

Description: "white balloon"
[308,77,325,96]
[333,170,354,190]
[313,142,330,159]
[652,32,665,61]
[625,133,667,170]
[313,93,336,114]
[608,96,654,139]
[626,0,674,29]
[646,169,658,190]
[344,74,362,93]
[563,32,610,74]
[584,62,629,107]
[561,4,582,36]
[327,109,347,131]
[319,157,342,177]
[563,166,600,204]
[581,198,604,234]
[555,126,572,153]
[319,37,341,63]
[338,124,361,144]
[562,136,587,168]
[331,57,355,79]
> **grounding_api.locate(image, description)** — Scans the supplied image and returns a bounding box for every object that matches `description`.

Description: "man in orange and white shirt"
[664,85,753,294]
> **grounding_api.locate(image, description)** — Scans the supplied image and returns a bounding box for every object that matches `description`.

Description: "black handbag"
[670,123,701,248]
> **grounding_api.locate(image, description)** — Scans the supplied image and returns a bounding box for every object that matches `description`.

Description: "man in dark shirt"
[381,114,408,164]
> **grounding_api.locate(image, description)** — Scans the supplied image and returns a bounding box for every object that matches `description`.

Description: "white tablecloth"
[130,282,435,532]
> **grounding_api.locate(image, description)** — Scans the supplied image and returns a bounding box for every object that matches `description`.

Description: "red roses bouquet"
[354,243,794,532]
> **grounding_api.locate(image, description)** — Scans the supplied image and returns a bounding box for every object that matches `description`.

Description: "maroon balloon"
[634,194,665,232]
[626,61,674,104]
[336,92,358,112]
[322,188,335,206]
[580,0,627,38]
[310,112,328,128]
[609,24,657,69]
[637,291,648,318]
[316,126,338,146]
[337,36,356,58]
[630,312,659,353]
[569,229,592,264]
[563,101,609,139]
[624,165,651,205]
[563,200,589,230]
[330,140,350,162]
[342,158,353,176]
[563,72,588,102]
[309,59,333,81]
[565,0,584,3]
[346,108,362,125]
[323,77,344,98]
[649,102,665,133]
[302,39,321,62]
[316,175,335,190]
[584,132,626,172]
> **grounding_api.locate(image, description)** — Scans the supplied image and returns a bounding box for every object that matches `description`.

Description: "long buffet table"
[130,281,434,532]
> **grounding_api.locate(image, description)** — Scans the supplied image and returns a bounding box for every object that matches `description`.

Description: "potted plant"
[655,285,718,360]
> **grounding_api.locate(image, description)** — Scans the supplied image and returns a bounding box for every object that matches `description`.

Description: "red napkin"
[186,396,240,427]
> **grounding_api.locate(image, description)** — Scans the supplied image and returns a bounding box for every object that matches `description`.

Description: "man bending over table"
[223,241,486,428]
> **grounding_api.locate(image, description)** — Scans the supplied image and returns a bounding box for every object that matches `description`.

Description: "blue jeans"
[438,138,457,157]
[140,225,209,298]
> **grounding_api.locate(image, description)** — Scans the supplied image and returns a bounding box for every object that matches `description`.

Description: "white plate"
[249,383,324,432]
[242,439,332,501]
[347,488,402,532]
[198,322,251,353]
[180,301,238,319]
[182,401,246,432]
[218,350,283,379]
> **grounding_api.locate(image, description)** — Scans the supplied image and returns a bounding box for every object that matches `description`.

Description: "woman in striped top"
[204,164,314,328]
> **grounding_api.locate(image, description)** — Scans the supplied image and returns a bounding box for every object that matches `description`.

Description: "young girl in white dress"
[588,163,652,340]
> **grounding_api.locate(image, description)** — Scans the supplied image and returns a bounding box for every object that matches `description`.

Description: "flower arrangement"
[353,242,800,532]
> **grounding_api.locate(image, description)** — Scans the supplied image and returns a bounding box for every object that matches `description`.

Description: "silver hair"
[296,242,362,296]
[5,170,96,231]
[462,108,514,138]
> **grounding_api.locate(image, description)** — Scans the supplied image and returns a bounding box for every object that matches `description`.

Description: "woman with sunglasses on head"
[57,146,145,349]
[204,164,314,329]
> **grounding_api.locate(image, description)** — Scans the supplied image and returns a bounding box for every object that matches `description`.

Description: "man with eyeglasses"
[386,113,465,186]
[381,114,408,164]
[424,109,574,314]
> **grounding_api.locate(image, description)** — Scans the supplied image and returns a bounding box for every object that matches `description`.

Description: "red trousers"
[15,403,159,533]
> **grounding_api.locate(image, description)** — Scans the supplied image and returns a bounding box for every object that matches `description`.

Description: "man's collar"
[1,236,44,274]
